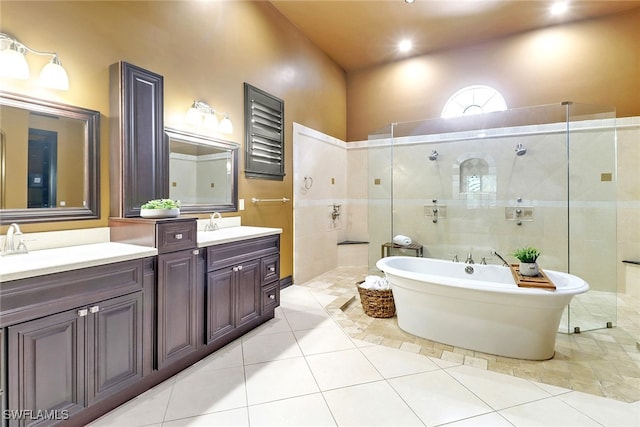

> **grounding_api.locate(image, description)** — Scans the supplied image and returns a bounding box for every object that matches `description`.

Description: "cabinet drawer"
[207,235,280,271]
[156,221,196,253]
[261,254,280,285]
[261,282,280,313]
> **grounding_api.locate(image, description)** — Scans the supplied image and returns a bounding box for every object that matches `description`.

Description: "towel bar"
[251,197,290,204]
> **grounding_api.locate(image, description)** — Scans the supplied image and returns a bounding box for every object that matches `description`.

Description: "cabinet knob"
[89,305,100,314]
[268,266,276,272]
[78,308,88,317]
[237,265,243,271]
[193,249,200,255]
[269,294,276,300]
[175,233,183,240]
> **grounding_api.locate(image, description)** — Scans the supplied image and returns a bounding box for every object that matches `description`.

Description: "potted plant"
[140,199,181,218]
[512,246,541,277]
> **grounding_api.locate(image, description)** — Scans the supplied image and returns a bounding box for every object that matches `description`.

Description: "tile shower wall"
[293,123,348,284]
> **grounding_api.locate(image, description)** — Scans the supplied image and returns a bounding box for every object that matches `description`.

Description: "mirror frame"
[165,127,239,214]
[0,91,100,224]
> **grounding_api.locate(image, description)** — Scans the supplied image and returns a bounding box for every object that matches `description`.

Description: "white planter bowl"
[519,262,539,277]
[140,208,180,218]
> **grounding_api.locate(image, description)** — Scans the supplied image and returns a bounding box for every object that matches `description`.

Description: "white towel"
[360,275,390,290]
[393,235,412,246]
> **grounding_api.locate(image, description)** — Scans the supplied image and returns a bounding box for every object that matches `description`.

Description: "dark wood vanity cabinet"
[1,259,149,427]
[109,61,166,218]
[205,235,280,346]
[109,217,203,370]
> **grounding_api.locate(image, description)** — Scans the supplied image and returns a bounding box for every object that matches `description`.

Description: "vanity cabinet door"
[206,268,235,344]
[157,249,200,369]
[235,259,261,329]
[7,309,86,426]
[1,329,6,427]
[206,258,261,345]
[110,61,166,218]
[86,293,143,405]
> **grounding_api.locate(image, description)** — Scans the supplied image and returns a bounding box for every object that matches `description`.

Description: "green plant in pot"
[512,246,541,277]
[140,199,181,218]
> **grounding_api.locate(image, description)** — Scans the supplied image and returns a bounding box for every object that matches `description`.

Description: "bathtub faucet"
[492,250,510,267]
[465,253,474,264]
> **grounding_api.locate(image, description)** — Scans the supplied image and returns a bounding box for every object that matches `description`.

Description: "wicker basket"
[356,281,395,318]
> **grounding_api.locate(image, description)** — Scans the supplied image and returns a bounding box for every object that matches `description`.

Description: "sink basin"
[197,226,282,247]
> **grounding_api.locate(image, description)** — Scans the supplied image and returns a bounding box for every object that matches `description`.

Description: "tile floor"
[89,279,639,427]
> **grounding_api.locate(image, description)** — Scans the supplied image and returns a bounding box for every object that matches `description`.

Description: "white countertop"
[0,242,157,282]
[0,225,281,282]
[197,226,282,247]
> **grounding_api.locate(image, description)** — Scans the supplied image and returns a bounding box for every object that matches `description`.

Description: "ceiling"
[269,0,640,72]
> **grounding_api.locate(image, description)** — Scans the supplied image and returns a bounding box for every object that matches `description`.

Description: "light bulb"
[40,56,69,90]
[186,101,202,125]
[0,44,29,80]
[203,111,219,130]
[219,113,233,134]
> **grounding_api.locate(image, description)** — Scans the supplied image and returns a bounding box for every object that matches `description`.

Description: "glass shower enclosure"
[367,102,617,334]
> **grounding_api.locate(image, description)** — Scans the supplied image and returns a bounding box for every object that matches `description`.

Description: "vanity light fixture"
[186,100,233,134]
[0,32,69,90]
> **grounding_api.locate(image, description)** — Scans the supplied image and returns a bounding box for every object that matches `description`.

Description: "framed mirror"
[0,91,100,224]
[166,127,239,213]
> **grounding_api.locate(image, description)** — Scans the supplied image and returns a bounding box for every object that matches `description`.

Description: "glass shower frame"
[367,102,617,334]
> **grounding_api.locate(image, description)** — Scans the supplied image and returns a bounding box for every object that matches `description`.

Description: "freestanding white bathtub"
[376,256,589,360]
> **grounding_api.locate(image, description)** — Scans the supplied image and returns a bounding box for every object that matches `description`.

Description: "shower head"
[429,150,439,161]
[515,144,527,156]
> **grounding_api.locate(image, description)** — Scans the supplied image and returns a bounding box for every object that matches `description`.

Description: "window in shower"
[441,85,507,118]
[453,154,497,207]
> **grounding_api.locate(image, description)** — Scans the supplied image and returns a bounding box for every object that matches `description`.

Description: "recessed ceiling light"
[405,0,415,4]
[398,39,412,53]
[550,1,569,16]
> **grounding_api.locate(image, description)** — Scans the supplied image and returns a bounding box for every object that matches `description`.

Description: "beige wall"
[347,8,640,141]
[1,2,638,284]
[0,1,348,280]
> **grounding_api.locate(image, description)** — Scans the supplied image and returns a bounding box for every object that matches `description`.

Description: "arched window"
[441,85,507,118]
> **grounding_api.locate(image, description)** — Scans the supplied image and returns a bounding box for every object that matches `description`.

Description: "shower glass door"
[565,102,617,333]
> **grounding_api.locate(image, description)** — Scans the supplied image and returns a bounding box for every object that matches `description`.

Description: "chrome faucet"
[451,254,459,262]
[492,250,510,267]
[204,212,222,231]
[3,223,29,255]
[465,253,474,264]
